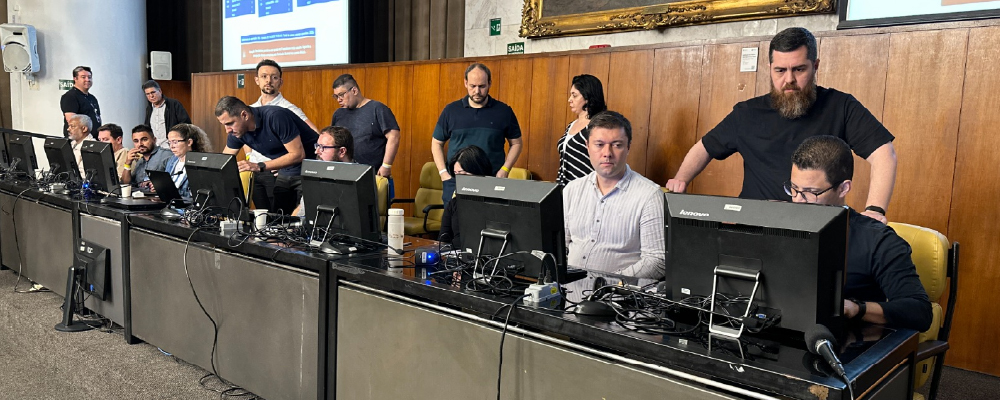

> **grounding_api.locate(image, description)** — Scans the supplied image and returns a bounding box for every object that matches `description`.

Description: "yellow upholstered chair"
[388,162,444,237]
[375,175,389,229]
[507,167,532,180]
[241,171,253,206]
[888,222,959,400]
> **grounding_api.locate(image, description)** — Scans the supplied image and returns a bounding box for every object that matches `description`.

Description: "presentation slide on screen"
[222,0,349,70]
[846,0,1000,21]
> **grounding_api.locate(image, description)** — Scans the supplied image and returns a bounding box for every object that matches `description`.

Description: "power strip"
[219,220,238,231]
[523,282,561,308]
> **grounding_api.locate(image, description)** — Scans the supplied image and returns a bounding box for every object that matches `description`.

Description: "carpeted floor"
[1,267,997,400]
[0,268,241,400]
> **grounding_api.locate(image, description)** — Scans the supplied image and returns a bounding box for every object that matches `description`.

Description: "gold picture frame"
[520,0,836,38]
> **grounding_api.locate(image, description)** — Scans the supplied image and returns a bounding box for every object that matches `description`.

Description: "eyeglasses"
[783,180,840,202]
[332,86,356,100]
[167,139,186,146]
[315,143,344,151]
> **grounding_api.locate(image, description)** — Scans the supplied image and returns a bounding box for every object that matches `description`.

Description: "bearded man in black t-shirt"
[666,27,897,224]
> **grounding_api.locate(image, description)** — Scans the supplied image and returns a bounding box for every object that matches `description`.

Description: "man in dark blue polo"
[60,66,101,138]
[431,63,522,205]
[217,96,318,214]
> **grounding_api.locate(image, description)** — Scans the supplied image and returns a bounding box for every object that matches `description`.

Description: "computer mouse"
[160,207,183,221]
[575,300,617,318]
[320,241,357,255]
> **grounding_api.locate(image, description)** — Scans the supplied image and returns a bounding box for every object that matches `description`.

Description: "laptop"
[147,170,190,207]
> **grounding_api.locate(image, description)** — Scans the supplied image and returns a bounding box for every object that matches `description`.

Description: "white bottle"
[387,208,405,255]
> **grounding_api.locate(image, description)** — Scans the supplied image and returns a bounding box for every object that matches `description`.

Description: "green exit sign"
[507,42,524,55]
[237,73,245,89]
[490,18,501,36]
[59,79,73,90]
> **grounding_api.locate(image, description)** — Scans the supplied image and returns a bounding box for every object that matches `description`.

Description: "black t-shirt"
[432,96,522,175]
[845,209,932,331]
[701,87,894,200]
[225,106,319,176]
[331,100,400,169]
[60,87,101,137]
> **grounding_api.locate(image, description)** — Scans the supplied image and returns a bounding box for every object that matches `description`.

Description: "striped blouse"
[556,121,593,186]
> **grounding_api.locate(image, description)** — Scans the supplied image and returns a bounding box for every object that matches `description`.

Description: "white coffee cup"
[120,184,132,198]
[252,209,268,230]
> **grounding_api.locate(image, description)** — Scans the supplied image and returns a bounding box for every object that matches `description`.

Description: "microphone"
[804,324,847,379]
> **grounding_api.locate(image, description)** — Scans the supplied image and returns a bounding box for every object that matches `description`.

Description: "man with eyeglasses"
[293,126,358,217]
[788,135,930,331]
[217,96,318,215]
[666,27,896,224]
[248,59,320,211]
[331,74,400,178]
[61,66,101,138]
[142,80,191,149]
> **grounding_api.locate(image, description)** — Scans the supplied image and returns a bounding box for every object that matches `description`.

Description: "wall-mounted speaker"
[150,51,172,80]
[1,24,39,73]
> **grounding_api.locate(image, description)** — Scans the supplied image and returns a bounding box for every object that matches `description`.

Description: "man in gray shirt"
[330,74,400,177]
[121,125,171,189]
[562,111,665,280]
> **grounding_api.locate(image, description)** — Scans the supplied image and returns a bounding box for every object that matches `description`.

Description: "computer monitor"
[300,160,381,243]
[186,152,246,210]
[43,137,80,178]
[76,239,110,301]
[6,133,37,177]
[80,141,120,194]
[664,193,848,337]
[455,175,567,283]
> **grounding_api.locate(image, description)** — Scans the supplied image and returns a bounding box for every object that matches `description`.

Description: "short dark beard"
[770,80,817,119]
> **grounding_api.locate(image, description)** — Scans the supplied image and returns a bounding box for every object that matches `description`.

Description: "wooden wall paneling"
[281,69,330,128]
[945,25,1000,377]
[526,56,570,182]
[815,34,891,212]
[605,50,654,177]
[495,58,534,170]
[364,67,391,109]
[439,62,472,108]
[880,29,968,233]
[408,64,442,199]
[566,53,611,150]
[157,80,193,121]
[386,65,415,212]
[753,41,773,98]
[647,46,705,186]
[691,43,759,197]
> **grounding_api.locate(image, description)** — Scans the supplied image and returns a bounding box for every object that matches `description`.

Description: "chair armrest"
[422,204,444,214]
[422,204,445,234]
[389,198,415,207]
[915,340,950,362]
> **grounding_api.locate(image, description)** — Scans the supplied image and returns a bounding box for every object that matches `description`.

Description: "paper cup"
[120,184,132,198]
[252,209,268,230]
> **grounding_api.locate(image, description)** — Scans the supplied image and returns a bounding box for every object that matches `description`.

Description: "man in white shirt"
[563,111,665,280]
[248,59,319,210]
[66,114,94,179]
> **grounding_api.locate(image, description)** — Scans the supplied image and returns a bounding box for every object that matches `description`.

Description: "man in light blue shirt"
[562,111,665,280]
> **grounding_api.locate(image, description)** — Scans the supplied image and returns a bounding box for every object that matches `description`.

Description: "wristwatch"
[257,162,267,172]
[864,205,886,216]
[849,298,867,320]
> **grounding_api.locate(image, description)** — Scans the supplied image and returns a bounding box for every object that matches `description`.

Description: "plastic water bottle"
[387,208,404,255]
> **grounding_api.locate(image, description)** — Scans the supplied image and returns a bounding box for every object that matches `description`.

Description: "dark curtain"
[389,0,465,61]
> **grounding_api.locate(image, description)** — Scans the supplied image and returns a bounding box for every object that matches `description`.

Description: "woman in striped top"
[164,123,213,197]
[557,74,606,186]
